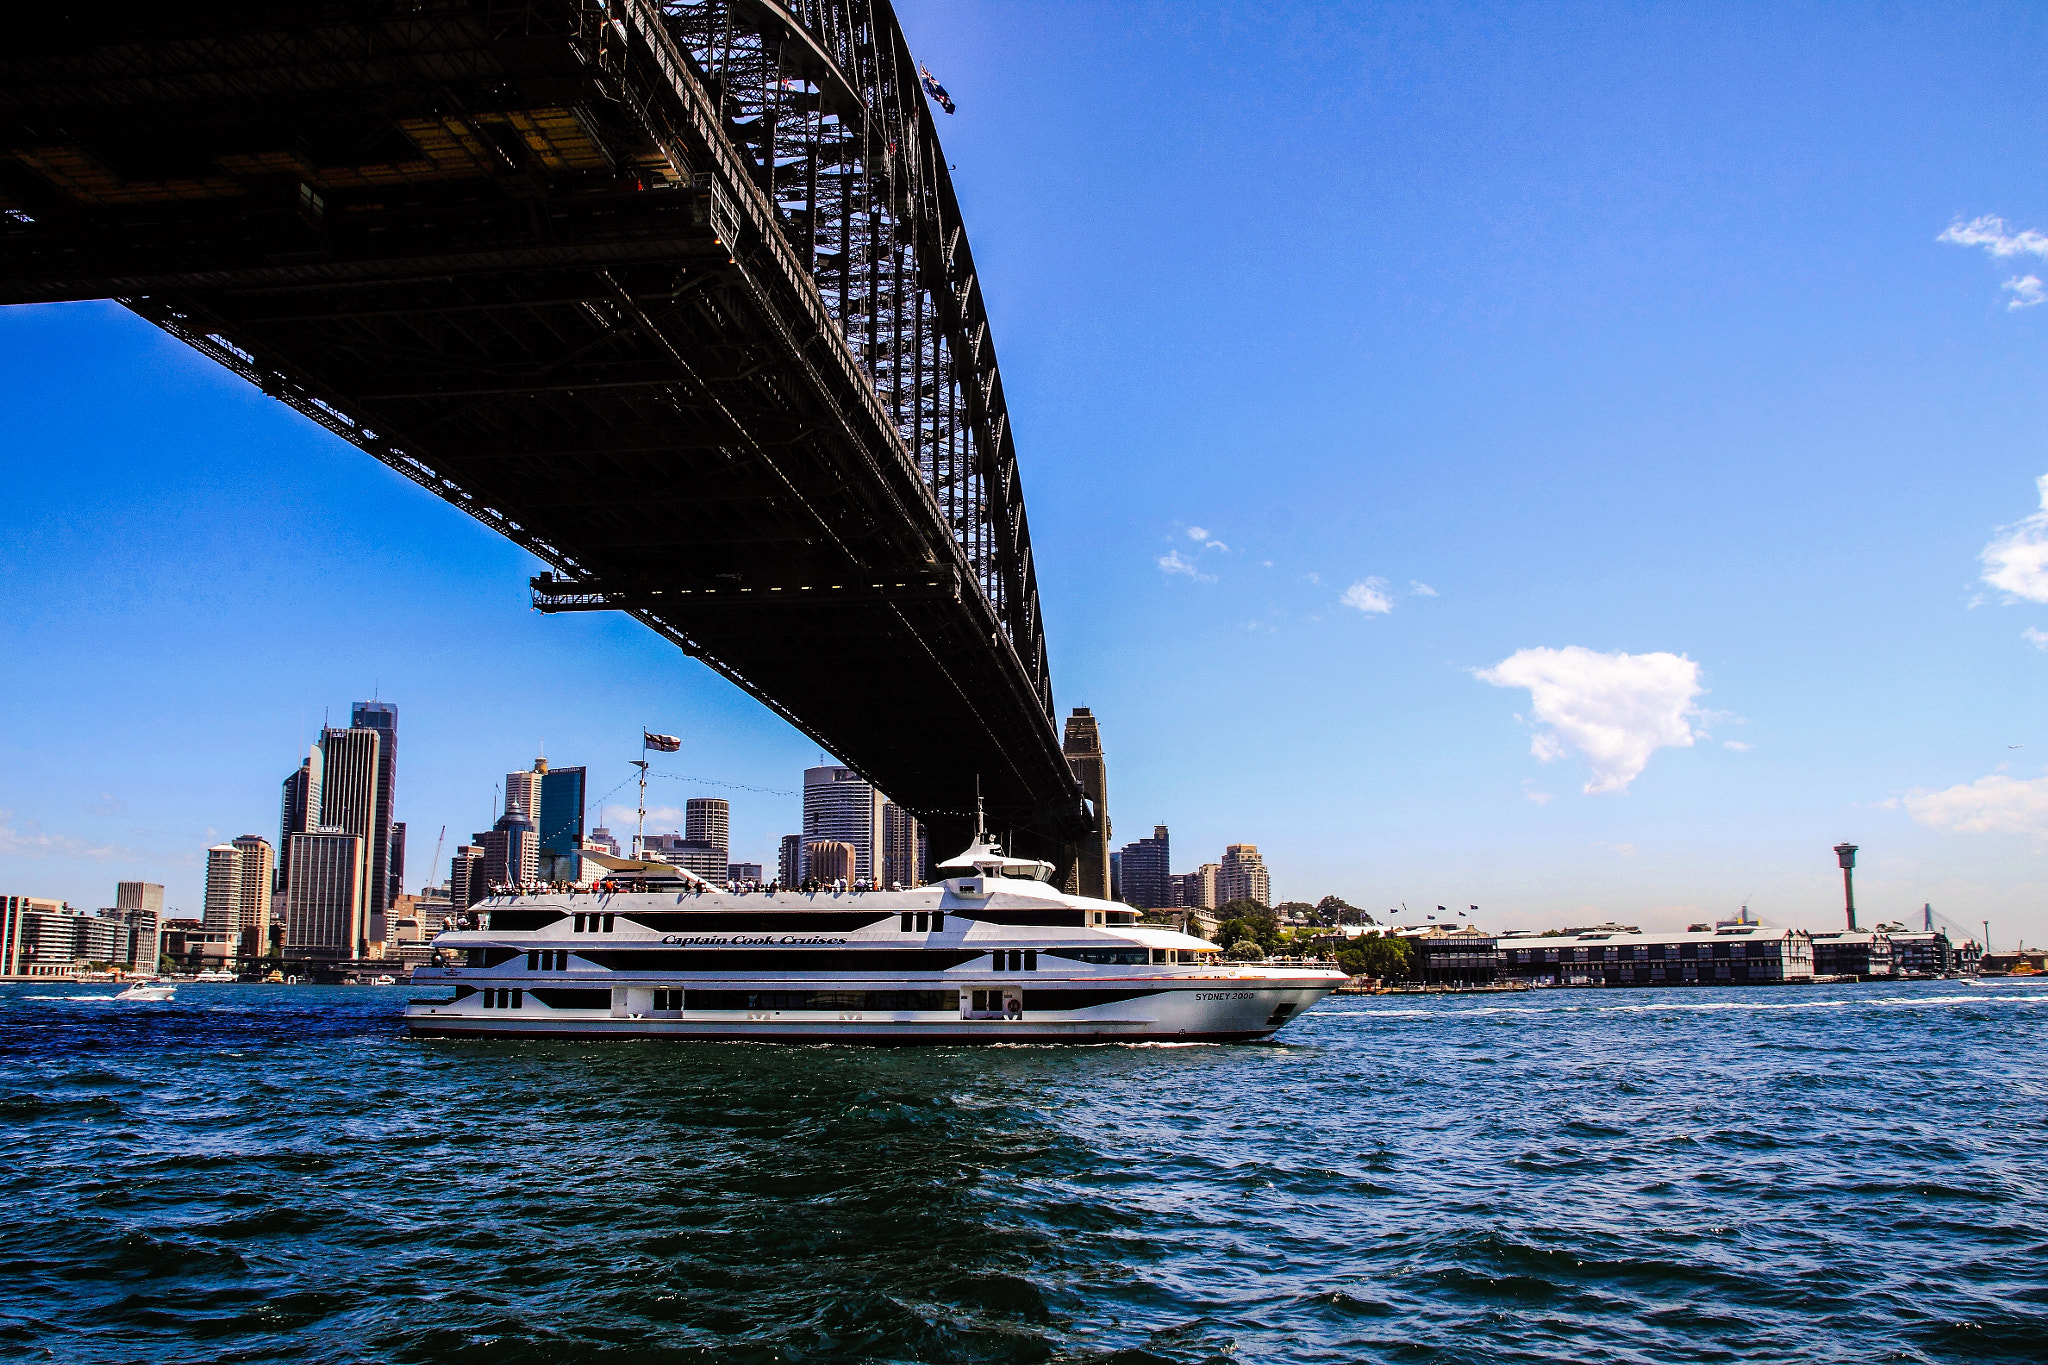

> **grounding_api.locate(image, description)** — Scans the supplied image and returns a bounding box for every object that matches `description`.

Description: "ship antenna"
[974,777,985,840]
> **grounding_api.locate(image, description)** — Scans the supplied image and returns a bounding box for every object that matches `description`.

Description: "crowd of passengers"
[475,875,914,900]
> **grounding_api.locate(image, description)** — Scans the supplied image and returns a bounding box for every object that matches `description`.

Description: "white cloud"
[1409,581,1438,597]
[1204,540,1229,552]
[2005,275,2047,309]
[1939,216,2048,259]
[2025,627,2048,650]
[1158,550,1214,582]
[1475,646,1704,794]
[1723,739,1753,752]
[1903,773,2048,838]
[0,810,180,865]
[1186,526,1207,540]
[1341,578,1393,614]
[1302,571,1321,585]
[1522,783,1553,805]
[1981,474,2048,604]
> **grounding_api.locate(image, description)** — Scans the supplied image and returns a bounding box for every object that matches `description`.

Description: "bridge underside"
[0,0,1089,868]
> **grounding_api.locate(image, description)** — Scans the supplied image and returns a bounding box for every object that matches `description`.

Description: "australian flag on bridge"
[920,63,955,114]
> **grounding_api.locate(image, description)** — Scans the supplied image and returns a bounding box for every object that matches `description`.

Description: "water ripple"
[4,981,2047,1362]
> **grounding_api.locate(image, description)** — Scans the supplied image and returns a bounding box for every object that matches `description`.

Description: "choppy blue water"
[3,980,2046,1364]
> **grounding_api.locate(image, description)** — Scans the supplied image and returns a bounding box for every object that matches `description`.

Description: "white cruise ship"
[405,834,1342,1043]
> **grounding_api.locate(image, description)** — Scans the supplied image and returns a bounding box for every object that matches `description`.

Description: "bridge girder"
[0,0,1089,869]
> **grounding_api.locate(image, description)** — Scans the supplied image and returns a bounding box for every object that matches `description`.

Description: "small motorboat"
[113,981,176,1002]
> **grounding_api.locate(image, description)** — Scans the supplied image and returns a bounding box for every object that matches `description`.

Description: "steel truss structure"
[0,0,1090,868]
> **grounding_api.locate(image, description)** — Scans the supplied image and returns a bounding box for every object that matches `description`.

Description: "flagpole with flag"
[638,729,683,857]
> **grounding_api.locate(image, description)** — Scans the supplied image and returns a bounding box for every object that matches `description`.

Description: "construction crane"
[427,825,445,894]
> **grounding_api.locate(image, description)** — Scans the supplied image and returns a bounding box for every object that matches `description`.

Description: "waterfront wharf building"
[1117,826,1171,910]
[2,897,154,975]
[1400,926,1501,985]
[1498,923,1814,987]
[1809,930,1895,981]
[802,766,885,882]
[1888,930,1956,978]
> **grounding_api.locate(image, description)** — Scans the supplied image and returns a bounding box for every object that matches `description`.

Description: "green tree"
[1215,900,1277,950]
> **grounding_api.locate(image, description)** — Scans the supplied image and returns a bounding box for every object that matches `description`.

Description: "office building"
[728,861,764,883]
[1173,863,1219,911]
[283,829,367,960]
[1109,851,1121,902]
[2,895,67,975]
[108,898,161,971]
[881,802,924,887]
[505,760,544,854]
[477,805,538,888]
[1117,826,1171,909]
[685,798,730,857]
[588,826,619,857]
[803,766,884,881]
[351,701,400,923]
[230,833,277,953]
[278,745,322,895]
[807,840,856,885]
[449,845,488,910]
[1218,844,1271,907]
[1061,708,1112,899]
[116,882,165,917]
[203,844,244,935]
[319,724,382,942]
[778,834,802,888]
[639,832,727,881]
[538,763,587,881]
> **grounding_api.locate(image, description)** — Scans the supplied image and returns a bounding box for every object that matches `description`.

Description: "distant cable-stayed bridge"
[0,0,1091,870]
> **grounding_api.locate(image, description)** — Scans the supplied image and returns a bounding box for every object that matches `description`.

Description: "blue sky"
[5,0,2048,944]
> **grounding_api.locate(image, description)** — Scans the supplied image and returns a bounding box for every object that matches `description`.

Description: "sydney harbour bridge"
[0,0,1097,873]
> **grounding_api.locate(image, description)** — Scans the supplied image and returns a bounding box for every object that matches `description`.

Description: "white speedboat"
[406,834,1342,1043]
[113,981,175,1002]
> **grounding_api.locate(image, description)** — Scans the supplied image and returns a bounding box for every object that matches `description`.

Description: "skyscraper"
[881,802,924,887]
[278,745,322,895]
[478,805,538,888]
[1218,844,1271,907]
[203,844,243,935]
[115,882,164,916]
[778,834,802,888]
[284,829,366,960]
[1117,825,1171,909]
[114,882,165,971]
[505,760,544,848]
[807,840,856,884]
[350,701,399,933]
[803,766,884,882]
[449,845,487,910]
[539,764,587,880]
[230,833,276,952]
[685,798,730,857]
[319,724,382,943]
[1061,708,1111,899]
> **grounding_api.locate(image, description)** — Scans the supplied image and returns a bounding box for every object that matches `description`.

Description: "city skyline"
[5,2,2048,941]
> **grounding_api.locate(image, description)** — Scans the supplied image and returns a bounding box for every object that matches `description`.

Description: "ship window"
[1044,948,1149,965]
[1009,950,1024,971]
[933,912,945,932]
[1025,950,1038,971]
[526,951,538,970]
[573,914,586,932]
[991,951,1006,971]
[601,915,615,932]
[511,989,522,1009]
[915,912,930,932]
[1151,949,1167,964]
[972,989,991,1012]
[901,913,914,933]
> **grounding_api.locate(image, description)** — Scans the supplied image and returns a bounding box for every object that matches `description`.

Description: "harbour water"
[3,980,2044,1363]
